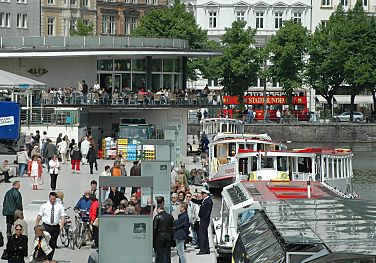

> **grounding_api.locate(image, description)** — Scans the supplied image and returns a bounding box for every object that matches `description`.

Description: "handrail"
[0,36,189,50]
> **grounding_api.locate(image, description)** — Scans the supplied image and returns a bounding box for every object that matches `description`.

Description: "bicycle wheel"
[59,227,69,247]
[70,230,76,250]
[76,224,85,249]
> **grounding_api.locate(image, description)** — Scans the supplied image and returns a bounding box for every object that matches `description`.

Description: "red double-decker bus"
[221,91,309,121]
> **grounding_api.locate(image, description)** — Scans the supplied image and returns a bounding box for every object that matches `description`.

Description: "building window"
[70,0,77,5]
[209,11,217,28]
[125,17,137,35]
[48,0,54,4]
[321,0,331,6]
[340,0,348,6]
[362,0,368,6]
[256,12,264,29]
[274,12,283,29]
[146,0,157,4]
[17,0,27,3]
[69,19,76,30]
[321,20,328,27]
[82,0,88,6]
[16,14,27,28]
[293,13,302,23]
[0,13,4,27]
[5,13,10,28]
[236,10,245,21]
[47,17,55,36]
[102,15,116,35]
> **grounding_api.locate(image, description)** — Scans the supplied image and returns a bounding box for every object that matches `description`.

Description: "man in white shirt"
[36,192,65,261]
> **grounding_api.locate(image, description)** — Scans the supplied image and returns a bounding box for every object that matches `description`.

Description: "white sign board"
[0,116,15,126]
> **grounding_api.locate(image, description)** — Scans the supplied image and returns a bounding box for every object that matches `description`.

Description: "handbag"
[33,240,47,261]
[1,249,8,260]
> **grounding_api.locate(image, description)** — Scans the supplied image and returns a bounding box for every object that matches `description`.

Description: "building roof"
[0,70,45,89]
[0,36,222,58]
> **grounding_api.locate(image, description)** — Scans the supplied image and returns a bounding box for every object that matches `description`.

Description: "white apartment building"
[311,0,376,30]
[183,0,312,45]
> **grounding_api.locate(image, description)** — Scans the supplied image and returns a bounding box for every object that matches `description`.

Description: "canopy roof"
[0,69,45,89]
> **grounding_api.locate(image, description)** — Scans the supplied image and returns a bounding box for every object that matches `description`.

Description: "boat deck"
[242,180,332,201]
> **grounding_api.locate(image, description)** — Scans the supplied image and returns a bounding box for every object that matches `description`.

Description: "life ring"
[279,172,289,180]
[248,172,257,181]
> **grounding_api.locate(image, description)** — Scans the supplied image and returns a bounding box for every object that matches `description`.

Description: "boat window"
[228,143,236,157]
[214,145,218,158]
[246,143,255,150]
[221,124,227,133]
[265,144,276,151]
[261,157,274,169]
[277,157,287,171]
[250,157,257,171]
[298,157,312,173]
[239,144,245,150]
[257,143,264,151]
[238,158,248,175]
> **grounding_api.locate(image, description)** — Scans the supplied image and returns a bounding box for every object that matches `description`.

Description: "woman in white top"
[32,225,52,262]
[28,155,43,190]
[58,139,68,164]
[48,155,60,191]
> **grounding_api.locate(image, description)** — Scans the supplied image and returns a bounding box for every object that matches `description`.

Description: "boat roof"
[213,133,272,141]
[238,198,376,261]
[200,118,243,124]
[237,148,353,157]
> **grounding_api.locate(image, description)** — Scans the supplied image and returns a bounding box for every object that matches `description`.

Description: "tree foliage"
[305,5,347,112]
[306,0,376,120]
[131,1,207,49]
[219,20,260,102]
[266,20,309,106]
[70,18,94,36]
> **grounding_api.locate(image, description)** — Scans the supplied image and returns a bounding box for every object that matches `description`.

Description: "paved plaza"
[0,159,216,263]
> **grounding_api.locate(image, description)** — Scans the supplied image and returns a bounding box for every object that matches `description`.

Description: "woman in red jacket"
[27,155,43,190]
[89,195,99,249]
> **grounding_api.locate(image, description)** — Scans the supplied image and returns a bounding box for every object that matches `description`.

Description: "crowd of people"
[43,81,222,107]
[0,130,214,263]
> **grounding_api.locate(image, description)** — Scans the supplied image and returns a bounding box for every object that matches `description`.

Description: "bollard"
[307,180,311,198]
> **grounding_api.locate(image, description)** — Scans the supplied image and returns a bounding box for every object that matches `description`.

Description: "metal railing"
[20,108,80,126]
[0,36,189,50]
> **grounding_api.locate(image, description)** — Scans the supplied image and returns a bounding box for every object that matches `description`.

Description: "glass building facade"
[97,57,183,93]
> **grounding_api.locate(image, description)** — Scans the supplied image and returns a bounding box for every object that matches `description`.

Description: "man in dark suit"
[192,189,213,255]
[153,204,174,263]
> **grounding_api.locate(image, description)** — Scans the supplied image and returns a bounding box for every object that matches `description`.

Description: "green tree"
[266,20,309,107]
[131,1,207,49]
[131,1,212,80]
[220,20,260,104]
[343,0,376,121]
[70,18,94,36]
[306,5,347,113]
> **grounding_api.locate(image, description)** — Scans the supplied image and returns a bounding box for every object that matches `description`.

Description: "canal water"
[290,142,376,201]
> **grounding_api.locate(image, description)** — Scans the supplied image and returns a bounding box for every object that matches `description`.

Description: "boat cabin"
[200,118,244,141]
[207,134,286,188]
[236,148,354,195]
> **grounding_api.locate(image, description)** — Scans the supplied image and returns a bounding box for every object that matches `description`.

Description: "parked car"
[335,112,364,122]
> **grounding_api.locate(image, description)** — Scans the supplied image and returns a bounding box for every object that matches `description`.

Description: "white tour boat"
[213,147,358,262]
[207,133,287,189]
[200,118,244,142]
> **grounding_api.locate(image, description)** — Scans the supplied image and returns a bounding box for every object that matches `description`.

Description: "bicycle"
[59,207,76,250]
[74,209,93,249]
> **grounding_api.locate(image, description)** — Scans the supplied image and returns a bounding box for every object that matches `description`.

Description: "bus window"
[261,157,274,169]
[250,157,257,171]
[238,158,248,175]
[228,143,236,157]
[277,157,287,171]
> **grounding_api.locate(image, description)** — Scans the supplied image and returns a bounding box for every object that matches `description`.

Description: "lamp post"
[263,60,267,123]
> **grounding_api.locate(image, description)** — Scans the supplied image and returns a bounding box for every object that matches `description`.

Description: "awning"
[316,95,328,103]
[334,95,374,105]
[0,69,45,89]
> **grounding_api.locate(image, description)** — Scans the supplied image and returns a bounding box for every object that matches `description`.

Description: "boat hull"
[207,175,235,189]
